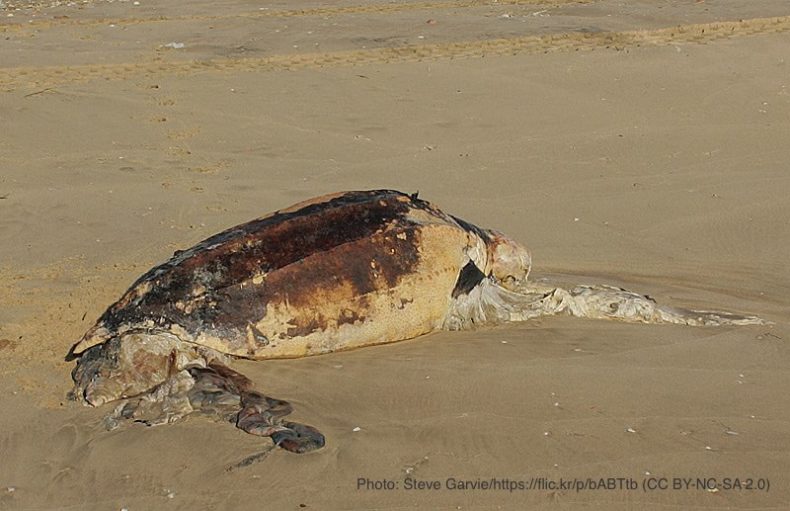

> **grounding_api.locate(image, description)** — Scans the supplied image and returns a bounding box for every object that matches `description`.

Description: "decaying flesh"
[72,332,324,453]
[68,190,766,454]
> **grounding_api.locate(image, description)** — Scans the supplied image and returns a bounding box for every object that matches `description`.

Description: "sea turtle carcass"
[68,190,764,453]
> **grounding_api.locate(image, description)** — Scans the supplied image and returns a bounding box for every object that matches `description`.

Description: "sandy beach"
[1,0,789,509]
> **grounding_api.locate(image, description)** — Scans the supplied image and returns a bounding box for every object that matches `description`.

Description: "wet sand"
[1,0,789,509]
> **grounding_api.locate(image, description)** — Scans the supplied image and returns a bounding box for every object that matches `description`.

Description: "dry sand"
[1,0,789,509]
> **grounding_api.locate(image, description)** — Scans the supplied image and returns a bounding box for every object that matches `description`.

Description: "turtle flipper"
[236,391,325,453]
[98,361,325,453]
[190,363,326,453]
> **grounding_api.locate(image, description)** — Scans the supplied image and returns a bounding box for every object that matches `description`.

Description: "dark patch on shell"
[397,298,413,310]
[285,316,324,338]
[247,324,269,346]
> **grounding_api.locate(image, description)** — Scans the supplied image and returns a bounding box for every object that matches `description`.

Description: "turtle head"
[485,230,532,292]
[70,332,194,407]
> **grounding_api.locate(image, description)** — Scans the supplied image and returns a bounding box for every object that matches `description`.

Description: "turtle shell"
[71,190,492,359]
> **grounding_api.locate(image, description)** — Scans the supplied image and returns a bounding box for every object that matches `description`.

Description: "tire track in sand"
[1,0,590,31]
[2,15,789,89]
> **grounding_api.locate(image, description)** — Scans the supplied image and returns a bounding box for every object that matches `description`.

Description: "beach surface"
[1,0,789,509]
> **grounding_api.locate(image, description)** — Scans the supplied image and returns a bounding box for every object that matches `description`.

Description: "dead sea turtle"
[68,189,764,453]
